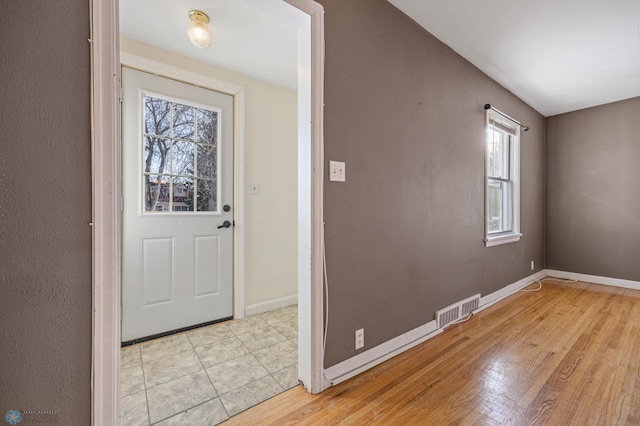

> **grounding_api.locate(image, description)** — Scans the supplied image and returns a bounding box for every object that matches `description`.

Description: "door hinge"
[233,220,236,227]
[119,86,123,104]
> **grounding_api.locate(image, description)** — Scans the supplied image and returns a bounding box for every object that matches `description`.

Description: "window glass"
[487,179,512,234]
[487,130,510,180]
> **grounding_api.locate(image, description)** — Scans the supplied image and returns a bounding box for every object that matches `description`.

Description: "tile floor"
[120,305,299,425]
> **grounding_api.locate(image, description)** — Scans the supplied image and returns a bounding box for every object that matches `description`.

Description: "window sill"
[485,233,522,247]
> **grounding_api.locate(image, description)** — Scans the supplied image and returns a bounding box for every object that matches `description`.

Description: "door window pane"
[171,141,194,176]
[144,137,170,175]
[197,144,216,178]
[144,97,171,137]
[145,175,171,212]
[197,108,218,144]
[196,178,217,212]
[173,104,195,141]
[172,177,194,212]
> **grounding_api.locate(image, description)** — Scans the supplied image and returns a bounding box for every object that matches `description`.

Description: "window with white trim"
[142,94,220,214]
[485,110,520,247]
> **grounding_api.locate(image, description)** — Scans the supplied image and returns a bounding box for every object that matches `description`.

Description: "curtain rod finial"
[484,104,491,110]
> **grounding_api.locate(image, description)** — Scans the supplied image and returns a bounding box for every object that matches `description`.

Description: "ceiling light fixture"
[187,10,212,48]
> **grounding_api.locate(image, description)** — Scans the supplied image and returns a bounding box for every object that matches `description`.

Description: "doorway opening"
[90,0,326,423]
[118,43,296,422]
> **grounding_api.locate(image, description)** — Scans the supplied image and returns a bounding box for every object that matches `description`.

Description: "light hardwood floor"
[224,279,640,425]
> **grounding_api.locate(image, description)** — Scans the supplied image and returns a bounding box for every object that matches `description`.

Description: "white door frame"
[120,53,247,322]
[90,0,326,424]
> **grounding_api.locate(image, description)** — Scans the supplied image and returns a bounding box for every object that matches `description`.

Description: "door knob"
[217,220,232,229]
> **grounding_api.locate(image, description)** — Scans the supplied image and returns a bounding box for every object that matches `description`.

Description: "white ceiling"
[122,0,640,116]
[120,0,303,91]
[390,0,640,116]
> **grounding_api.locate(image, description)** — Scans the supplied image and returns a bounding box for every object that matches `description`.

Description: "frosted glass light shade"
[187,10,212,48]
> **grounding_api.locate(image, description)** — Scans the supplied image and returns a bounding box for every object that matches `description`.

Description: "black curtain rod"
[484,104,529,131]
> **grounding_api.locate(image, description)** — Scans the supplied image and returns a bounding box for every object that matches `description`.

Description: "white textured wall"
[121,37,298,311]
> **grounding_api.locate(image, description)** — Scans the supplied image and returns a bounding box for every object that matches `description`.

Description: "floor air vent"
[435,294,481,329]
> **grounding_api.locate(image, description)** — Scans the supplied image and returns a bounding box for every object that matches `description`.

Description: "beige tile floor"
[120,305,299,425]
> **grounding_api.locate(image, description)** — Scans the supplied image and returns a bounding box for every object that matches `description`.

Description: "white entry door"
[121,67,234,342]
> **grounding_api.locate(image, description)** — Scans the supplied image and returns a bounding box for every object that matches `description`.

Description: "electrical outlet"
[531,260,535,270]
[355,328,364,350]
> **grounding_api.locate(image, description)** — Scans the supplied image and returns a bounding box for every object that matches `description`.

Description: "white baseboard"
[545,269,640,290]
[244,294,298,317]
[323,269,548,386]
[324,321,442,386]
[476,269,548,313]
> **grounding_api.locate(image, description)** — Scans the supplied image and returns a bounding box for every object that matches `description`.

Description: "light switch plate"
[329,161,346,182]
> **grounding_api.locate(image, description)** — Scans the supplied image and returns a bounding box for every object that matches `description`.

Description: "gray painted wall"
[319,0,545,367]
[0,1,92,424]
[546,97,640,281]
[0,0,634,416]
